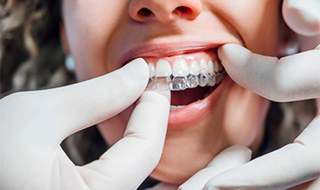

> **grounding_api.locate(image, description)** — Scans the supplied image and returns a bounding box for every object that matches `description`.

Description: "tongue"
[171,87,208,106]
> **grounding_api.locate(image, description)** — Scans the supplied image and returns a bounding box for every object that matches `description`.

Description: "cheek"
[219,0,280,55]
[245,1,281,55]
[223,84,270,146]
[63,1,127,80]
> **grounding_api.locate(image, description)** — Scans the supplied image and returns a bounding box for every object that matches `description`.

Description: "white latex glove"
[282,0,320,51]
[201,44,320,190]
[180,0,320,189]
[0,58,171,190]
[178,146,252,190]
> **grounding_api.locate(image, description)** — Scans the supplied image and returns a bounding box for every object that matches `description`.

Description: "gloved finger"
[218,44,320,102]
[283,0,320,36]
[78,80,171,190]
[178,146,251,190]
[204,116,320,190]
[0,58,149,146]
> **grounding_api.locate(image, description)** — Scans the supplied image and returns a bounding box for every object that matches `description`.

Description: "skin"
[61,0,285,185]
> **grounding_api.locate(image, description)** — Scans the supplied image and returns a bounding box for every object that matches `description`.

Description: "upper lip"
[120,42,223,66]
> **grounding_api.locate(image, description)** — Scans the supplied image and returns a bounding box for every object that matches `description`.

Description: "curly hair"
[0,0,317,166]
[0,0,74,96]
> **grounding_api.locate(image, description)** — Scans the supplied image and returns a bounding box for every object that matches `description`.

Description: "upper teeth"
[148,57,225,91]
[173,58,189,76]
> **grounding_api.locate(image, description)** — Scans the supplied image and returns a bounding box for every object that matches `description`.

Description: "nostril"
[130,3,201,22]
[138,8,153,17]
[175,6,193,15]
[174,6,200,20]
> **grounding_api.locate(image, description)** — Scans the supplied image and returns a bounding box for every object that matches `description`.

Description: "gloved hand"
[179,0,320,189]
[178,146,252,190]
[0,58,171,190]
[202,45,320,190]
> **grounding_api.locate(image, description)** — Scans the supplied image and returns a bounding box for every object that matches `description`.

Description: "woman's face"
[62,0,281,184]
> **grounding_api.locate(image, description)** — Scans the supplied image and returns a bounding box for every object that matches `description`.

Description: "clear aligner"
[149,71,226,91]
[170,76,187,90]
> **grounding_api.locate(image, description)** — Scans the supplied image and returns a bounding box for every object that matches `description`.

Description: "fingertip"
[226,145,252,161]
[139,90,170,112]
[138,78,171,120]
[126,86,170,144]
[217,45,227,62]
[121,58,149,87]
[218,44,251,69]
[145,78,171,102]
[283,0,320,36]
[207,145,252,167]
[226,145,252,154]
[218,44,239,59]
[219,43,247,52]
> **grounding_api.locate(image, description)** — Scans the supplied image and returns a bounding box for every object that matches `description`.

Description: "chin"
[100,42,270,185]
[149,81,269,185]
[147,83,229,184]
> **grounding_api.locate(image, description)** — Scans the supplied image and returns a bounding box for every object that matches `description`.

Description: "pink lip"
[120,42,222,66]
[121,42,228,127]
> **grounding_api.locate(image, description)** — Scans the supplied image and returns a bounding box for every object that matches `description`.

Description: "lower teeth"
[170,105,186,110]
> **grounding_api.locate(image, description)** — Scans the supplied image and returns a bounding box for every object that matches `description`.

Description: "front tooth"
[189,60,200,75]
[155,59,172,77]
[199,58,208,73]
[207,60,214,74]
[187,74,199,88]
[148,63,155,78]
[173,58,189,76]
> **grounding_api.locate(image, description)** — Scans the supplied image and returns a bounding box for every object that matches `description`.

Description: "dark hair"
[0,0,73,96]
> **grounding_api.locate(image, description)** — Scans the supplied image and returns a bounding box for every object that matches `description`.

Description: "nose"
[128,0,202,23]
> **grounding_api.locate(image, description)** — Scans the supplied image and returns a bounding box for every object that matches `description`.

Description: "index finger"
[218,44,320,102]
[1,58,149,146]
[204,116,320,190]
[283,0,320,36]
[78,81,171,189]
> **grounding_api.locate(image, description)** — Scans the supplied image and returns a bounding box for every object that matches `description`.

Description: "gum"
[144,50,218,67]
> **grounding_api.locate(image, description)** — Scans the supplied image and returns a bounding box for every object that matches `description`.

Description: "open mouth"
[121,44,229,126]
[144,48,226,110]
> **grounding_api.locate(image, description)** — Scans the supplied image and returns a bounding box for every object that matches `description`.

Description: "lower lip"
[168,76,230,127]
